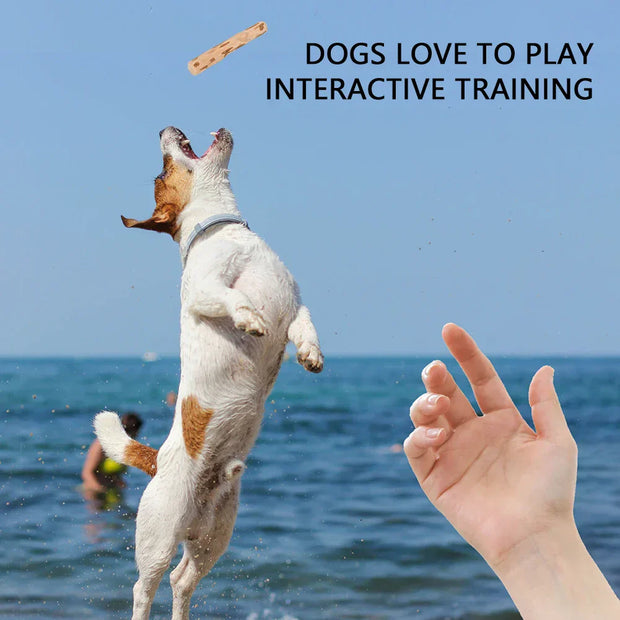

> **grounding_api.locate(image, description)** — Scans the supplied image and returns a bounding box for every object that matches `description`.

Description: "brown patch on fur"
[121,154,193,237]
[182,396,214,459]
[124,440,158,476]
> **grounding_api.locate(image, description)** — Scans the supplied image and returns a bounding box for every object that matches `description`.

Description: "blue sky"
[1,1,618,356]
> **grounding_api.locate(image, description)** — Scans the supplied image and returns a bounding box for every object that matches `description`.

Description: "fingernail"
[427,393,441,406]
[425,427,442,439]
[422,360,441,380]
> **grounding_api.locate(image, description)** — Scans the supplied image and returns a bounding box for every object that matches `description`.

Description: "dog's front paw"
[234,306,267,337]
[297,342,324,373]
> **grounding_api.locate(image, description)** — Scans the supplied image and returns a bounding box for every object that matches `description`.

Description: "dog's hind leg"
[288,305,324,373]
[131,481,184,620]
[132,533,177,620]
[170,489,240,620]
[169,545,205,620]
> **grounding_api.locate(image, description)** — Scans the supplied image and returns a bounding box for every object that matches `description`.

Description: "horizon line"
[1,352,620,361]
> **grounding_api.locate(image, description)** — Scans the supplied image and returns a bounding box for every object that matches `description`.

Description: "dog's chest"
[175,234,298,412]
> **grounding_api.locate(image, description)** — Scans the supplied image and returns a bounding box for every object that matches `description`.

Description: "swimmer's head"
[121,412,143,439]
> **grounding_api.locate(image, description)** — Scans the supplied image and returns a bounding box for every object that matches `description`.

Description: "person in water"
[81,412,143,495]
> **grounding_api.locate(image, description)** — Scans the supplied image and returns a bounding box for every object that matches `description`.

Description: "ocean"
[1,355,619,619]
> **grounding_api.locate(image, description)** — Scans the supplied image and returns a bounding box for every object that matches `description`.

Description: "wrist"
[491,518,620,619]
[490,516,580,578]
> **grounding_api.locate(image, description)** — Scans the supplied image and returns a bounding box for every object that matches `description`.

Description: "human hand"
[81,479,105,504]
[82,477,105,494]
[404,323,578,571]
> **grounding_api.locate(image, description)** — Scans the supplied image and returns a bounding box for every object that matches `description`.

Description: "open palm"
[404,324,577,569]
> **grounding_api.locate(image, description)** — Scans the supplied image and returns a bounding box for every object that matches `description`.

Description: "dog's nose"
[159,129,164,138]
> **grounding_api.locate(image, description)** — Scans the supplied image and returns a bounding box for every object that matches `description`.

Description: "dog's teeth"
[180,139,190,145]
[210,132,218,137]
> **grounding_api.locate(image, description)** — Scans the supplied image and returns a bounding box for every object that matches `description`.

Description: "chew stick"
[188,21,268,75]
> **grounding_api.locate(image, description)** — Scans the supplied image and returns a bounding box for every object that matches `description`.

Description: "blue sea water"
[1,355,619,619]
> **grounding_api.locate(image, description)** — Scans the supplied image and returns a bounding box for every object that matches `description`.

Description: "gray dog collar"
[181,214,249,267]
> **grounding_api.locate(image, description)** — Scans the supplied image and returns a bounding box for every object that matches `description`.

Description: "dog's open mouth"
[204,128,231,156]
[163,127,229,159]
[166,128,200,159]
[179,135,198,159]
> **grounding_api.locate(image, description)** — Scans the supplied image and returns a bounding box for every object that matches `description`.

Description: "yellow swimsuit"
[99,457,127,475]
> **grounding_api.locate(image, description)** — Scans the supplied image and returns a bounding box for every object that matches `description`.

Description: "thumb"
[528,366,570,440]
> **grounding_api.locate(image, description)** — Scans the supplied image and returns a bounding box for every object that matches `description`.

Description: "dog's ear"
[121,205,180,237]
[122,154,193,237]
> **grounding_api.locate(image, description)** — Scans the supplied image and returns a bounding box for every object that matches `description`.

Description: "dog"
[94,126,323,619]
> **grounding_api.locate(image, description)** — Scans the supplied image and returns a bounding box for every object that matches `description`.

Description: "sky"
[1,1,619,357]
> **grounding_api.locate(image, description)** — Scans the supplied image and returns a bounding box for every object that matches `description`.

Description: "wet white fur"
[95,127,322,620]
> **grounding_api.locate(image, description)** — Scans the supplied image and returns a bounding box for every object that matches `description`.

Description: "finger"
[442,323,515,414]
[410,392,452,437]
[409,392,450,427]
[403,427,448,482]
[421,360,477,426]
[529,366,572,441]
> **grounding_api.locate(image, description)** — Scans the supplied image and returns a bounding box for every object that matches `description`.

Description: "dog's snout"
[159,126,186,141]
[215,128,233,147]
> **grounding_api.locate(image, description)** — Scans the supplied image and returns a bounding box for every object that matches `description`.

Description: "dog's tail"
[94,411,158,477]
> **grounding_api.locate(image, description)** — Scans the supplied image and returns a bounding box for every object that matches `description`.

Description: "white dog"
[94,126,323,619]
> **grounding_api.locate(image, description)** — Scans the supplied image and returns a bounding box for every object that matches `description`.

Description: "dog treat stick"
[188,21,268,75]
